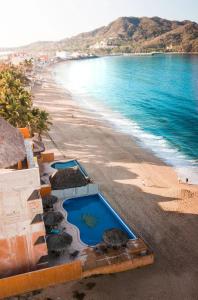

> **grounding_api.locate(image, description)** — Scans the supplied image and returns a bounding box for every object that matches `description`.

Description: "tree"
[0,66,33,127]
[30,107,52,138]
[20,58,34,73]
[0,63,51,136]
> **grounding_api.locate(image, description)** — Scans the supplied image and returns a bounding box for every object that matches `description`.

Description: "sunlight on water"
[54,55,198,184]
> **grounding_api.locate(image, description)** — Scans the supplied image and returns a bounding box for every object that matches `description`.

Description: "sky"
[0,0,198,47]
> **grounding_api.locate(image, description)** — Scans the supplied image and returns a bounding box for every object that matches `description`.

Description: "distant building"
[166,44,173,51]
[10,53,33,66]
[11,56,26,65]
[38,54,49,62]
[0,51,12,61]
[56,51,72,60]
[90,38,119,50]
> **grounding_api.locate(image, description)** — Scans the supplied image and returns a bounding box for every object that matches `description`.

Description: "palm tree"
[0,70,32,127]
[23,58,34,73]
[0,63,52,136]
[30,107,52,138]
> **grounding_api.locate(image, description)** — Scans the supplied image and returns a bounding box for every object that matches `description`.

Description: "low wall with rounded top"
[0,260,82,299]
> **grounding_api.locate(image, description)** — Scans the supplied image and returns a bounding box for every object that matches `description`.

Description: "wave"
[54,71,198,185]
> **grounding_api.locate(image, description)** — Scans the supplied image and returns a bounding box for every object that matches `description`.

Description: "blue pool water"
[51,160,88,177]
[54,55,198,183]
[63,194,136,246]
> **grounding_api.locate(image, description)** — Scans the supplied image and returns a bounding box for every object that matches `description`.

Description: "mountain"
[19,16,198,53]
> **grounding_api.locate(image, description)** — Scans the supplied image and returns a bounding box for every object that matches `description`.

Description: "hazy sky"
[1,0,198,47]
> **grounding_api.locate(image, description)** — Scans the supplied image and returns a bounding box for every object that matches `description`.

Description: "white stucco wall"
[0,168,42,239]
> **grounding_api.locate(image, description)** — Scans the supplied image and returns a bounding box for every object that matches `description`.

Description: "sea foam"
[54,65,198,185]
[80,95,198,184]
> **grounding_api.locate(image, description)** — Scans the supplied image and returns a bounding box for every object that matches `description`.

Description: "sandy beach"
[31,65,198,300]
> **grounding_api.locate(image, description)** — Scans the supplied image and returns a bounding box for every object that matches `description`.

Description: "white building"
[0,128,48,278]
[55,51,73,60]
[90,38,118,50]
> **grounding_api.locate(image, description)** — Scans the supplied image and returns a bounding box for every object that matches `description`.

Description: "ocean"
[54,55,198,184]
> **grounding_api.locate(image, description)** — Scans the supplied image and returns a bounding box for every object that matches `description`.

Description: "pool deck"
[82,242,153,277]
[0,145,154,299]
[39,153,154,275]
[47,194,154,275]
[40,159,89,175]
[47,197,87,268]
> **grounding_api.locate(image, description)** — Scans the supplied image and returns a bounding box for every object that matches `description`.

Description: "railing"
[51,183,99,199]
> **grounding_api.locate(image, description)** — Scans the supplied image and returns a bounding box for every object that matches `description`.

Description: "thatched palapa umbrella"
[43,211,64,226]
[50,166,89,190]
[0,117,26,168]
[47,232,73,252]
[103,228,128,248]
[42,195,58,209]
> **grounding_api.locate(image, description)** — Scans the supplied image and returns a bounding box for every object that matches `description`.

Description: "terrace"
[0,124,154,298]
[39,157,153,277]
[0,120,48,279]
[44,190,153,276]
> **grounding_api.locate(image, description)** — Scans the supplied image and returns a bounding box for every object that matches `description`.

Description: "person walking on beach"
[186,178,189,184]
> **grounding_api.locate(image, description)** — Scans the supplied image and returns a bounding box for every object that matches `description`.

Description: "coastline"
[50,52,198,66]
[53,58,198,185]
[35,65,180,189]
[32,66,198,300]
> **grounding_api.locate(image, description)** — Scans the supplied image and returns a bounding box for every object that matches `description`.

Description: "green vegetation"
[21,58,34,73]
[30,107,51,138]
[0,63,51,136]
[19,17,198,54]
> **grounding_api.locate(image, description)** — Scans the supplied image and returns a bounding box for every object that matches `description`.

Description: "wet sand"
[32,66,198,300]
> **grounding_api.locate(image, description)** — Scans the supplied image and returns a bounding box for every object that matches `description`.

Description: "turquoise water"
[54,55,198,183]
[51,160,78,169]
[63,194,136,246]
[51,160,89,177]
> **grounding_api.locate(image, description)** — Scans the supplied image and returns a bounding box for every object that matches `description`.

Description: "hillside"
[20,16,198,53]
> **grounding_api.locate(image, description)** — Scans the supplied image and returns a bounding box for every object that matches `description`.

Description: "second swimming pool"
[51,160,88,177]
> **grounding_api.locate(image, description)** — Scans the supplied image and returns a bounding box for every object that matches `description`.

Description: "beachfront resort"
[0,115,153,299]
[0,0,198,297]
[0,55,154,300]
[0,39,198,300]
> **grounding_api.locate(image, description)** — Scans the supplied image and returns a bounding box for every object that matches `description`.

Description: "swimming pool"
[63,193,137,246]
[51,160,88,177]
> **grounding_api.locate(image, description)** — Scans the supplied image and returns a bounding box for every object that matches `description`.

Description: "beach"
[32,65,198,300]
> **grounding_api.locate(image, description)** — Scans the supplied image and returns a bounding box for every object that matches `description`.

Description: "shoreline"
[53,60,198,185]
[32,66,198,300]
[38,65,178,183]
[35,63,198,189]
[50,52,198,66]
